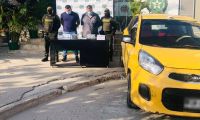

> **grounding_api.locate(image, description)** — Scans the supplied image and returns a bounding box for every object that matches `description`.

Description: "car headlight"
[139,50,164,75]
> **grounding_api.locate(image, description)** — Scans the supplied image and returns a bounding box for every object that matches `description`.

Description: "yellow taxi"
[121,14,200,117]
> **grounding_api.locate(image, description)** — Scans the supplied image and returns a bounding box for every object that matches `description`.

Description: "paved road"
[9,80,199,120]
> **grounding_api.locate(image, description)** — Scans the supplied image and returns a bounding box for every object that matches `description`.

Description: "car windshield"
[140,20,200,49]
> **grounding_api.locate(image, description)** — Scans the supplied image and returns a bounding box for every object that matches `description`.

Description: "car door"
[121,27,129,67]
[121,39,126,66]
[124,19,138,72]
[121,17,138,73]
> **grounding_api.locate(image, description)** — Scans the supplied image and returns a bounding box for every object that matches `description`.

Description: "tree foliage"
[0,0,40,42]
[0,0,39,33]
[129,0,148,16]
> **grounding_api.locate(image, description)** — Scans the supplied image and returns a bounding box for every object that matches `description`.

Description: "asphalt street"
[9,80,199,120]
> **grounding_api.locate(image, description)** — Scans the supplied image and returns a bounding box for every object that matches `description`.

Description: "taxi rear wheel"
[127,72,139,109]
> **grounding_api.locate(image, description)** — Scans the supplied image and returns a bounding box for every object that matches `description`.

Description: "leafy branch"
[129,0,148,16]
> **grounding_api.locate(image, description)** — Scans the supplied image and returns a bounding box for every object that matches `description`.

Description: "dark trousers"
[104,31,114,61]
[44,32,58,57]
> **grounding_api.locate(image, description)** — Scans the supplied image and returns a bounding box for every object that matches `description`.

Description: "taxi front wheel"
[127,72,139,109]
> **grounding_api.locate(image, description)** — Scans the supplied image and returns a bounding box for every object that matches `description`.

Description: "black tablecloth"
[50,39,109,67]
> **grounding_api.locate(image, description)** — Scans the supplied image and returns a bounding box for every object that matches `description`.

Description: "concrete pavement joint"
[0,77,64,109]
[0,71,124,120]
[0,89,62,120]
[20,70,123,99]
[69,70,121,78]
[65,72,124,92]
[0,70,122,108]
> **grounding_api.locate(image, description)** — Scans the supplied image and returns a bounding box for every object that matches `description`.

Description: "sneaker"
[41,57,48,62]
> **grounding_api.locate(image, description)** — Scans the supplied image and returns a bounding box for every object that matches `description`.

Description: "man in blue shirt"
[61,5,80,62]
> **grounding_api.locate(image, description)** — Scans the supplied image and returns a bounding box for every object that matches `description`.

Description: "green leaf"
[129,0,148,16]
[0,15,2,23]
[19,6,27,15]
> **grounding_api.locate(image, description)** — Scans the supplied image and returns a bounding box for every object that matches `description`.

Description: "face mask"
[66,11,71,14]
[87,12,92,15]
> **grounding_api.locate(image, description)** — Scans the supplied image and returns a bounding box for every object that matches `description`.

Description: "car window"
[128,17,138,32]
[139,20,200,49]
[192,26,200,38]
[130,20,138,44]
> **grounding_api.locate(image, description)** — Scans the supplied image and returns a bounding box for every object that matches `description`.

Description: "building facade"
[195,0,200,21]
[179,0,200,21]
[55,0,200,30]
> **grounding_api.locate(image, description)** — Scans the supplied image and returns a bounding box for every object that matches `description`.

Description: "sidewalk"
[0,47,124,119]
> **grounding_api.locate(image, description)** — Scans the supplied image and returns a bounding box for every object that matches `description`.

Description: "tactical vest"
[102,18,111,32]
[44,15,55,33]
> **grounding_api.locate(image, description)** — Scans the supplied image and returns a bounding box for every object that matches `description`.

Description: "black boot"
[42,54,48,62]
[62,56,67,62]
[41,57,48,62]
[75,56,79,63]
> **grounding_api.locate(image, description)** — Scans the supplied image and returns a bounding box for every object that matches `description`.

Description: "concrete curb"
[64,71,124,92]
[0,71,124,120]
[0,90,62,120]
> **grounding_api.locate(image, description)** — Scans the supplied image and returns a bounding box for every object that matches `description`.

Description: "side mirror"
[122,36,131,43]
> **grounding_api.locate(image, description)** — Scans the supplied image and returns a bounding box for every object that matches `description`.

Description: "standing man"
[41,6,61,62]
[61,5,80,62]
[81,5,101,38]
[101,8,117,61]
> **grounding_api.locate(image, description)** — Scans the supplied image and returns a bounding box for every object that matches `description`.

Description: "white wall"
[166,0,179,15]
[56,0,114,34]
[180,0,195,17]
[195,0,200,21]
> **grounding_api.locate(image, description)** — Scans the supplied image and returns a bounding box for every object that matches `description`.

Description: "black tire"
[127,72,139,109]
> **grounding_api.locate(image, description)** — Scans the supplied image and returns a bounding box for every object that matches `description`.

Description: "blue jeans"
[63,32,78,59]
